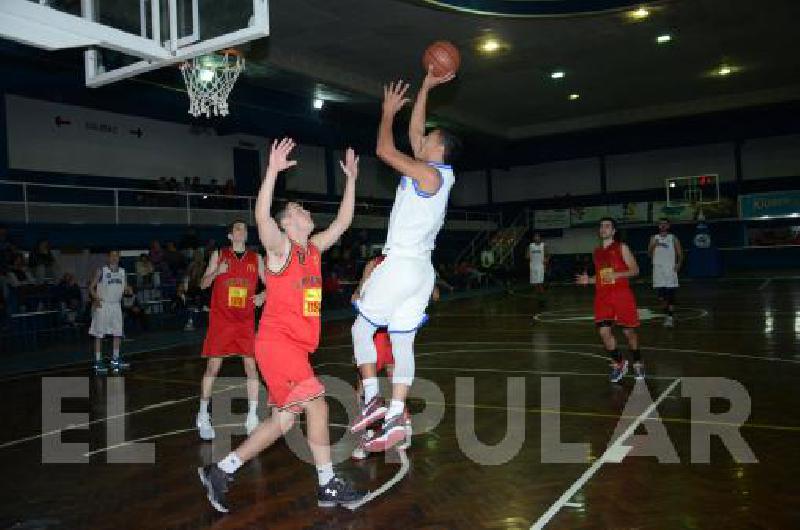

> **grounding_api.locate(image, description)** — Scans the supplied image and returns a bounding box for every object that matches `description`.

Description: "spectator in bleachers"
[122,285,147,332]
[28,239,58,283]
[185,248,208,307]
[164,241,186,278]
[135,253,155,289]
[6,254,39,312]
[149,240,166,274]
[54,272,83,323]
[6,254,36,288]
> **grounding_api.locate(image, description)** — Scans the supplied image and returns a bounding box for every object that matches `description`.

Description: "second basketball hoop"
[180,49,245,118]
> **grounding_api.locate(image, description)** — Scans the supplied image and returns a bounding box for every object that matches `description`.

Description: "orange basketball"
[423,41,460,77]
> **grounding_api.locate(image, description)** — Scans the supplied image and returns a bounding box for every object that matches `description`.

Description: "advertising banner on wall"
[569,204,624,226]
[739,191,800,218]
[534,209,570,229]
[618,202,650,223]
[652,198,737,221]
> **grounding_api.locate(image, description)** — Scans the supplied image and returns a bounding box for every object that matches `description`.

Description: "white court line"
[317,360,677,382]
[397,340,800,366]
[530,378,682,530]
[0,383,245,451]
[347,448,410,511]
[758,279,772,290]
[83,418,408,511]
[0,341,202,382]
[83,421,350,457]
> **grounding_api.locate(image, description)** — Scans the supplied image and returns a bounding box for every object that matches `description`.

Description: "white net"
[180,50,244,118]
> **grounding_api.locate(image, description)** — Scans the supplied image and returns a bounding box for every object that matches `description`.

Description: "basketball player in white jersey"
[89,250,129,374]
[648,218,683,327]
[350,68,461,452]
[528,233,547,293]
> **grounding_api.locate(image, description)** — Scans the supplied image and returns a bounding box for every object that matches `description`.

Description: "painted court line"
[0,383,245,451]
[84,421,350,457]
[347,448,410,511]
[530,378,682,530]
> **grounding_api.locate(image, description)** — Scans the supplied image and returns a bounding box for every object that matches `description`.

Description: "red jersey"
[209,247,259,320]
[593,241,631,293]
[202,247,260,357]
[259,241,323,351]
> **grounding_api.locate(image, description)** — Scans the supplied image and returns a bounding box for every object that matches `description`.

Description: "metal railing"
[0,180,500,227]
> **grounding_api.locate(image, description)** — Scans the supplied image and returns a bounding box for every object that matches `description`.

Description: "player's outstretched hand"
[383,80,410,116]
[575,272,590,286]
[268,138,298,174]
[422,64,456,90]
[340,147,359,181]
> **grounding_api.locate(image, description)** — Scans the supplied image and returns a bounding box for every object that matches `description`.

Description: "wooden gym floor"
[1,276,799,529]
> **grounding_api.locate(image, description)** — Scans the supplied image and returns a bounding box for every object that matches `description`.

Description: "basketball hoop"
[180,49,244,118]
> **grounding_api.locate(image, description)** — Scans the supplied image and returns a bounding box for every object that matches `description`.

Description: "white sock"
[199,399,210,416]
[387,399,404,420]
[316,462,334,486]
[248,401,259,415]
[362,377,379,405]
[112,348,120,360]
[217,452,243,474]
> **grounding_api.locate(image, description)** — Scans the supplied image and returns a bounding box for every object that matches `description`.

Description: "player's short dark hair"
[659,217,670,223]
[228,218,247,233]
[437,128,462,165]
[599,217,617,229]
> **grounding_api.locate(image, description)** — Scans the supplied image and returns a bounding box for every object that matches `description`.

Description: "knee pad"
[352,315,378,366]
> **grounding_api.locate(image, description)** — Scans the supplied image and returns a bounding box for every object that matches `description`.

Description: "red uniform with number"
[256,241,324,413]
[201,248,260,357]
[366,256,395,372]
[593,241,640,328]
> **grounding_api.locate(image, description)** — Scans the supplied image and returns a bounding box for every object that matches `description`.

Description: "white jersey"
[652,234,677,268]
[96,265,125,303]
[383,163,455,258]
[529,242,545,268]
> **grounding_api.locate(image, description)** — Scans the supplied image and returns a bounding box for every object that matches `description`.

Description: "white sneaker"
[197,413,215,441]
[663,316,674,328]
[245,413,259,435]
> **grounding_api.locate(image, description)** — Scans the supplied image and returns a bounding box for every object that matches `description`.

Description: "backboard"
[0,0,268,87]
[666,174,720,207]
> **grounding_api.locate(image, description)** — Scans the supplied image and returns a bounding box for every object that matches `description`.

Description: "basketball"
[423,40,460,77]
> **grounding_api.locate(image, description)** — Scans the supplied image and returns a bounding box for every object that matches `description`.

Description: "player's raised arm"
[255,138,295,256]
[200,250,222,290]
[310,148,359,252]
[409,66,455,158]
[377,80,440,194]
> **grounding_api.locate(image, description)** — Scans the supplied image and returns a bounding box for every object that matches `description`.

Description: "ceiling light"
[480,38,500,53]
[630,7,650,19]
[551,70,565,79]
[569,93,580,100]
[717,65,732,76]
[313,98,324,110]
[656,34,672,44]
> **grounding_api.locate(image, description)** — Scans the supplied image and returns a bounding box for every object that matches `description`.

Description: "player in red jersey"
[196,219,266,441]
[576,217,644,382]
[198,138,365,512]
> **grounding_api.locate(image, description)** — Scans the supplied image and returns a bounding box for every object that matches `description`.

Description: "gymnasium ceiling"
[250,0,800,139]
[9,0,800,141]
